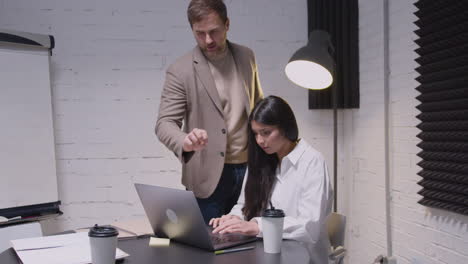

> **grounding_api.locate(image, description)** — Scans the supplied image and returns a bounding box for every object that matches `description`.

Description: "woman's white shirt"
[229,139,333,261]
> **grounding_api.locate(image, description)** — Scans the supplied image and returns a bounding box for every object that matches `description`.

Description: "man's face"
[192,12,229,60]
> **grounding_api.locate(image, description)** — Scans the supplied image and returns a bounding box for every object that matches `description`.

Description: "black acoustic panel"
[416,55,468,74]
[415,33,468,56]
[414,21,468,46]
[418,170,468,184]
[417,131,468,141]
[419,198,468,215]
[417,110,468,121]
[415,0,468,218]
[415,0,454,10]
[418,151,468,163]
[415,65,468,83]
[418,179,468,196]
[416,87,468,102]
[418,160,468,175]
[415,10,468,36]
[414,3,468,27]
[418,189,468,206]
[415,44,468,65]
[416,77,468,93]
[417,142,468,152]
[416,98,468,112]
[307,0,359,109]
[416,121,468,131]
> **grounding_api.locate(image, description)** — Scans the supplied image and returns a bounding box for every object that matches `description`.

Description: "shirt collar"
[283,139,307,166]
[276,139,307,180]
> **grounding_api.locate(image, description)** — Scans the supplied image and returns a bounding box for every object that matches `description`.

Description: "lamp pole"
[332,74,338,213]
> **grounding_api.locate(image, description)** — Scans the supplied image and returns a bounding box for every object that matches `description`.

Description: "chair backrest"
[327,212,346,248]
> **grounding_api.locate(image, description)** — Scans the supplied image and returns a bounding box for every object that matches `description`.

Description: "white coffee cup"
[88,225,119,264]
[262,208,285,254]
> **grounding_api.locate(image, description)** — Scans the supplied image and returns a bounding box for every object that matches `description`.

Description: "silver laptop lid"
[134,183,214,250]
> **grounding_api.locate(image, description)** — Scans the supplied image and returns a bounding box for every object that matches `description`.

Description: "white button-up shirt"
[230,139,333,263]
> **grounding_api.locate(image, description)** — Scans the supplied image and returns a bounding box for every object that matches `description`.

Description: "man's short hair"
[187,0,228,27]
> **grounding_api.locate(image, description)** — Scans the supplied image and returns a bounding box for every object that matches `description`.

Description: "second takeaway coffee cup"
[262,207,285,254]
[88,224,119,264]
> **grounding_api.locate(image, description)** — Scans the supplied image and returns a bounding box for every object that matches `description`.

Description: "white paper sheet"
[10,232,129,264]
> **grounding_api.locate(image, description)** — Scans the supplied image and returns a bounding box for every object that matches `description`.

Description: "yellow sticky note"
[149,237,170,247]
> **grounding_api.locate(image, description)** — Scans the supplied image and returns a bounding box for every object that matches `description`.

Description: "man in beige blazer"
[155,0,263,223]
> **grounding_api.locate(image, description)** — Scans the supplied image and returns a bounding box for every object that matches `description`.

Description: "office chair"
[327,213,346,264]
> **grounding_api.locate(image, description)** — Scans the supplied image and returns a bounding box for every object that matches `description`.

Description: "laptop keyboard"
[206,226,256,246]
[210,233,238,245]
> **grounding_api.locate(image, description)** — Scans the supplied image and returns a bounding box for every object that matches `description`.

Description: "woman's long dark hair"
[242,96,298,220]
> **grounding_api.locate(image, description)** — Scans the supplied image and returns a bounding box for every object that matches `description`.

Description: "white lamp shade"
[285,60,333,90]
[285,30,335,90]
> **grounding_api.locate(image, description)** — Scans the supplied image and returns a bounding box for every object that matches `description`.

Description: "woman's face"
[251,120,290,156]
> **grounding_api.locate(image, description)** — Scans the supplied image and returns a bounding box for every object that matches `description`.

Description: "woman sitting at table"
[209,95,333,262]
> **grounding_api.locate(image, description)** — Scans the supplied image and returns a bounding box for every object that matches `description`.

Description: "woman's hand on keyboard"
[210,217,259,236]
[209,214,241,229]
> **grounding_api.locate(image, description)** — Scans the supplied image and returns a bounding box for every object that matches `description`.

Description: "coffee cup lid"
[262,208,285,218]
[88,224,119,238]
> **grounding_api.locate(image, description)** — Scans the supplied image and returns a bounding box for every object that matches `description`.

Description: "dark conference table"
[0,237,311,264]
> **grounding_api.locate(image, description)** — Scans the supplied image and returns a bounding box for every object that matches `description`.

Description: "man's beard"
[203,42,227,61]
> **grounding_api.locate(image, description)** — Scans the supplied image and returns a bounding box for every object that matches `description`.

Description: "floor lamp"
[285,30,338,212]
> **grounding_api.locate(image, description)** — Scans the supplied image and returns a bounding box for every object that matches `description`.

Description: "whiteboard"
[0,42,58,210]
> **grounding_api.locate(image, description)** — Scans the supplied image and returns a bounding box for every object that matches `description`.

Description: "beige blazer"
[155,41,263,198]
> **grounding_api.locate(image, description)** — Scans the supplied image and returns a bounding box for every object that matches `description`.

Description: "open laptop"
[134,183,257,251]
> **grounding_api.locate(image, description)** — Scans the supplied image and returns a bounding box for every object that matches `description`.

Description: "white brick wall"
[0,0,315,232]
[344,0,468,263]
[1,0,467,263]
